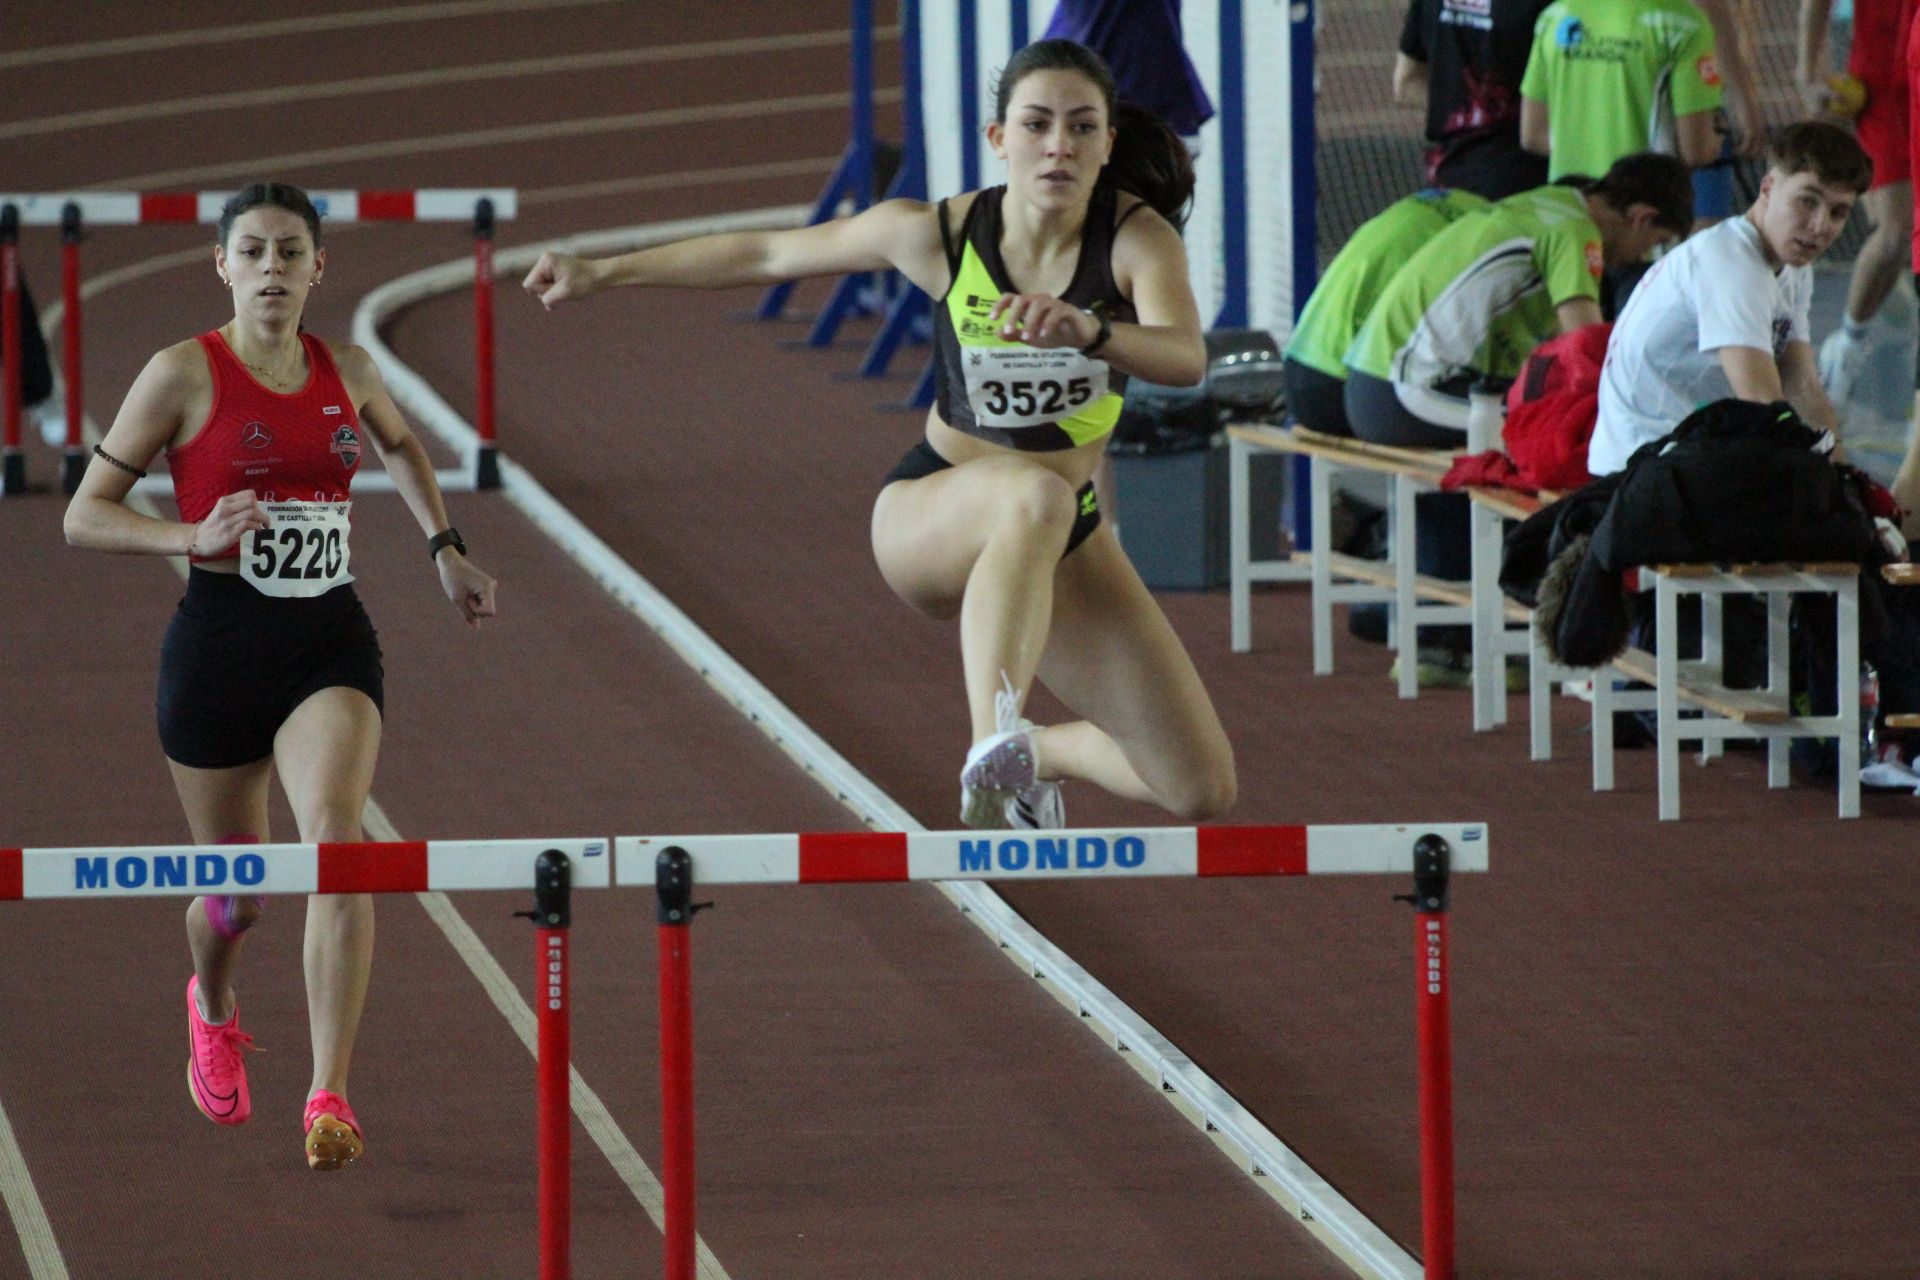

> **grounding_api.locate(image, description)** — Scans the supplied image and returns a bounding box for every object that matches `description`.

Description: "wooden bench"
[1556,562,1862,820]
[1227,423,1467,699]
[1463,483,1565,734]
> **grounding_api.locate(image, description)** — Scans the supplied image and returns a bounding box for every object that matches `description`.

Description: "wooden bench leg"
[1470,496,1504,731]
[1592,664,1616,791]
[1766,591,1791,789]
[1393,473,1419,699]
[1229,433,1253,654]
[1700,592,1725,763]
[1529,628,1552,762]
[1837,578,1861,818]
[1310,456,1334,675]
[1656,578,1682,821]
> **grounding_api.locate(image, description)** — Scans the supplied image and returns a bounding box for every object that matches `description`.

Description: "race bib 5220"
[242,502,352,599]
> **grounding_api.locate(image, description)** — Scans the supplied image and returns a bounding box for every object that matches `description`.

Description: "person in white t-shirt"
[1590,120,1872,475]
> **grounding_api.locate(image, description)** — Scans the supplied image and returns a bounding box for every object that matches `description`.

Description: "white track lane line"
[0,0,636,71]
[0,1102,69,1280]
[1,28,895,143]
[362,805,734,1280]
[95,89,902,192]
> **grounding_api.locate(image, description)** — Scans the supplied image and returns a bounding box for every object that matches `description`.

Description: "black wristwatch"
[1079,308,1113,356]
[428,527,467,560]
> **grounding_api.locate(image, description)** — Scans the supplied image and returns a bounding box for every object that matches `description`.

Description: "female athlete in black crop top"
[525,39,1235,829]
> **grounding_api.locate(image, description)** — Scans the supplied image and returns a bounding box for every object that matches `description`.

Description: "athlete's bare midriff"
[922,411,1106,485]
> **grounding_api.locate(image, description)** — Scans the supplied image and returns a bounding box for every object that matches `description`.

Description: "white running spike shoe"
[960,675,1041,829]
[1005,779,1066,830]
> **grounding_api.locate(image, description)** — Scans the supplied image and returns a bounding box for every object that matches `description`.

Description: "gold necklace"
[226,326,302,387]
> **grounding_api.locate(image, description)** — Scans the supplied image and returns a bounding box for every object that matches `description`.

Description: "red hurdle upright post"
[1402,834,1457,1280]
[2,202,21,496]
[520,848,575,1280]
[60,202,84,496]
[472,196,499,490]
[655,846,703,1280]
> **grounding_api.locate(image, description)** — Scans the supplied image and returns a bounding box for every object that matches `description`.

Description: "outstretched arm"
[339,344,498,626]
[524,198,949,308]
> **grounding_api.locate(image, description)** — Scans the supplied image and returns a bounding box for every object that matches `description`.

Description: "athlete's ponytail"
[1103,102,1195,231]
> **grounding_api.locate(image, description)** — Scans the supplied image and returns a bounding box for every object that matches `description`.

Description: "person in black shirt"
[1394,0,1553,200]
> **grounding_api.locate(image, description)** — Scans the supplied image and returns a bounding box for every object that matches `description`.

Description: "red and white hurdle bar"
[0,823,1483,1280]
[0,189,515,498]
[0,835,596,1280]
[623,823,1486,1280]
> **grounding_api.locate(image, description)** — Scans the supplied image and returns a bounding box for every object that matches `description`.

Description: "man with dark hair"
[1281,186,1491,436]
[1339,153,1689,683]
[1590,121,1872,474]
[1346,152,1692,444]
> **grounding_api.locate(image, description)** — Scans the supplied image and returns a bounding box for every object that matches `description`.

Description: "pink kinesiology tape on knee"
[204,833,267,941]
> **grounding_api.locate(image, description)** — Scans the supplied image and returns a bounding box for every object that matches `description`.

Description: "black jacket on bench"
[1504,399,1885,668]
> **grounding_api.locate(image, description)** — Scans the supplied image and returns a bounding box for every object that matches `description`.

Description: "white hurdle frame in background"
[0,188,516,498]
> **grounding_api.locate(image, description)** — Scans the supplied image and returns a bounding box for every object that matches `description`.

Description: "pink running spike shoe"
[186,975,254,1125]
[304,1090,365,1171]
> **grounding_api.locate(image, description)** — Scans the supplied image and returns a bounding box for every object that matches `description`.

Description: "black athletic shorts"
[882,440,1101,557]
[157,568,385,769]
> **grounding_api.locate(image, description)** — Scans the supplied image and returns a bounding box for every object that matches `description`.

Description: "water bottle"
[1465,379,1505,455]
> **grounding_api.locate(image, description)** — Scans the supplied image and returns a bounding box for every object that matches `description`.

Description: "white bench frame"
[1531,564,1861,820]
[1228,425,1470,699]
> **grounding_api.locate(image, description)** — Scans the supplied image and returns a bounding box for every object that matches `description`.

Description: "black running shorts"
[157,568,385,769]
[883,440,1102,557]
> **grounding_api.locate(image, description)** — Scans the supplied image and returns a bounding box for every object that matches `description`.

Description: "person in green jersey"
[1340,154,1691,675]
[1345,153,1693,447]
[1519,0,1725,183]
[1282,186,1490,436]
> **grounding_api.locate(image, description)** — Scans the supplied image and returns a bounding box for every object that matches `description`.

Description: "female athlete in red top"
[65,183,497,1170]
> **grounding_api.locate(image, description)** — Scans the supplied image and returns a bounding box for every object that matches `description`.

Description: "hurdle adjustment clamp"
[512,847,573,928]
[1393,833,1452,912]
[655,846,712,925]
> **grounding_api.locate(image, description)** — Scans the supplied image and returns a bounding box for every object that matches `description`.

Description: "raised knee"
[995,467,1078,538]
[1168,762,1238,822]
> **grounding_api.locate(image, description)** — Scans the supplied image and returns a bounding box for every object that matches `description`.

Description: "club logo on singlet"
[328,425,361,470]
[241,422,273,450]
[958,295,1000,340]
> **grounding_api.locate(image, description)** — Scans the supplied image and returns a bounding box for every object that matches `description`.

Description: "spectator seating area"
[1228,420,1872,820]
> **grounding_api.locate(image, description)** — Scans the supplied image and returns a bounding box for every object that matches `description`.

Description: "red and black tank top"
[170,330,363,562]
